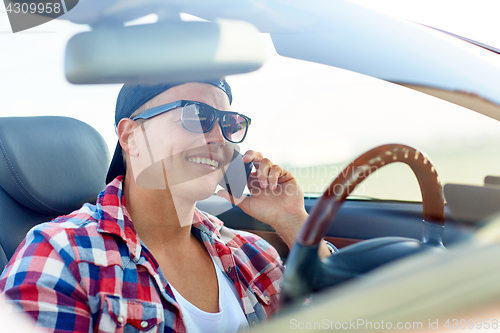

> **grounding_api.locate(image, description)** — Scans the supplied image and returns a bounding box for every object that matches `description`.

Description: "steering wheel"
[281,144,445,306]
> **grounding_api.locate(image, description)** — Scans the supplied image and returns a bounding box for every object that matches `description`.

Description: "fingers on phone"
[242,150,262,163]
[268,165,282,190]
[256,158,273,188]
[243,150,291,190]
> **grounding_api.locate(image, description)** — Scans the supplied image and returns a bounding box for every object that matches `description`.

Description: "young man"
[0,79,331,333]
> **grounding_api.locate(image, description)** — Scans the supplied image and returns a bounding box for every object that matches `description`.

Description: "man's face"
[128,82,235,202]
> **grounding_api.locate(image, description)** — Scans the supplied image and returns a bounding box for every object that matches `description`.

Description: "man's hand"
[217,150,331,257]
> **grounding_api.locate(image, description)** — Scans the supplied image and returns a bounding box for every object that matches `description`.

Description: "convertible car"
[1,0,500,331]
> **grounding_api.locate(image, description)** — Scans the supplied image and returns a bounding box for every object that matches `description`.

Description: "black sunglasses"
[132,100,251,143]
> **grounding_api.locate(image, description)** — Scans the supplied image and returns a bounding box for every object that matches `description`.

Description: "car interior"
[0,116,474,272]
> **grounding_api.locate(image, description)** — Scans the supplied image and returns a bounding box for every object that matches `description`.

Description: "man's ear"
[117,118,140,157]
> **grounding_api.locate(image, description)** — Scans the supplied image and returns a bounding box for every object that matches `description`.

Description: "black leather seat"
[0,116,110,269]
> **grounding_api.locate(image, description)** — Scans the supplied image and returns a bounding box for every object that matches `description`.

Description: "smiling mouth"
[187,157,220,168]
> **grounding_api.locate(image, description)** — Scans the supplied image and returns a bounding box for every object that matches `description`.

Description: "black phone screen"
[218,150,253,198]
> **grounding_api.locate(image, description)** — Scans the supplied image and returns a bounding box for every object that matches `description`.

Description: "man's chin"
[170,181,218,203]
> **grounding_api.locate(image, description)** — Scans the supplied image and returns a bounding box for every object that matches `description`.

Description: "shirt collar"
[95,176,224,262]
[96,176,142,262]
[192,209,223,237]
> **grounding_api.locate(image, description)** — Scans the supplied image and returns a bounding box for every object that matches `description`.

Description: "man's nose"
[204,118,225,146]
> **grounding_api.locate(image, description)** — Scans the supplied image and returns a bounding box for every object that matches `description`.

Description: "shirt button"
[141,321,148,328]
[251,321,258,327]
[264,296,270,303]
[226,266,232,273]
[117,316,125,324]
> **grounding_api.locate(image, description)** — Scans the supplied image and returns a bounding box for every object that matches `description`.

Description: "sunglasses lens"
[221,114,248,143]
[182,103,248,142]
[182,104,215,132]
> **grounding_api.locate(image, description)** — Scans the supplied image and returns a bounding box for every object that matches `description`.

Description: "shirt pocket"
[249,265,283,314]
[97,294,163,333]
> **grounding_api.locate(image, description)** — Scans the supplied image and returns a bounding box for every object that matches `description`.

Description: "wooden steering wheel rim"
[298,144,445,246]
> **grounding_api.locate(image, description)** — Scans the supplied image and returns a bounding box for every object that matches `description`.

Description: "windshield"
[231,41,500,201]
[2,1,500,202]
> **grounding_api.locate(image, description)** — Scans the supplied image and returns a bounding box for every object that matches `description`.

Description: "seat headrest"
[0,116,110,215]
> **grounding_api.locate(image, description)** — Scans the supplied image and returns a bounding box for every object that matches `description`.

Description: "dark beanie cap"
[106,79,232,184]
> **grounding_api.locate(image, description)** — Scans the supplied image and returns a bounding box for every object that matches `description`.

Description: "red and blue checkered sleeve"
[0,224,91,333]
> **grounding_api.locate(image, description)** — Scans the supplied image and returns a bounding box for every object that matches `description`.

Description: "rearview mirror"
[65,19,265,84]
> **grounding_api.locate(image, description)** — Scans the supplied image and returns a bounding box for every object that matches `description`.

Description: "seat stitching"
[0,138,60,213]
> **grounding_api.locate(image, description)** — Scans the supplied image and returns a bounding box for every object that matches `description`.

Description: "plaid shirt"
[0,177,284,333]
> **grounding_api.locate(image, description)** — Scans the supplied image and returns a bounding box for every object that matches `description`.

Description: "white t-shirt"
[170,259,249,333]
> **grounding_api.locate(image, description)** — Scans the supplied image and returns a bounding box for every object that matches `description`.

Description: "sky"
[2,0,500,198]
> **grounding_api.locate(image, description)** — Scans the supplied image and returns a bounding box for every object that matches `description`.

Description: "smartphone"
[218,150,253,199]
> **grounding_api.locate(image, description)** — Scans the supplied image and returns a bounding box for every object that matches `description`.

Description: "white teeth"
[188,157,219,168]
